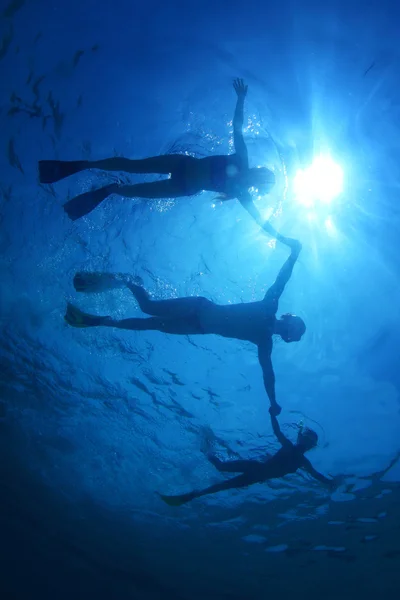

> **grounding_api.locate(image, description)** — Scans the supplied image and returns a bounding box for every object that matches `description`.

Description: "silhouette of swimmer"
[39,78,277,227]
[64,233,305,416]
[158,414,333,506]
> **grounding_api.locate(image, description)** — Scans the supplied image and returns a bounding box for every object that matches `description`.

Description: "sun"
[293,156,344,207]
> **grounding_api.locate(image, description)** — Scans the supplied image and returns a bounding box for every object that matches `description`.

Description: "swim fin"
[64,302,111,328]
[158,492,191,507]
[73,272,125,293]
[63,184,117,221]
[39,160,88,184]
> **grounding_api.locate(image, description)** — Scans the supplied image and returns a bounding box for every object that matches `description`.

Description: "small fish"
[26,70,33,85]
[76,94,83,108]
[202,387,220,400]
[0,25,13,61]
[364,62,375,77]
[47,90,54,108]
[46,184,56,197]
[361,535,378,543]
[383,550,400,559]
[163,368,184,386]
[7,106,21,116]
[169,398,194,419]
[8,102,41,118]
[10,91,22,103]
[0,184,13,203]
[52,100,64,139]
[130,376,152,397]
[29,104,42,118]
[238,384,251,392]
[47,91,64,137]
[143,370,164,386]
[91,44,99,52]
[2,0,25,19]
[32,75,45,101]
[7,138,24,174]
[81,140,91,159]
[72,49,84,68]
[33,32,42,44]
[200,255,211,273]
[41,114,50,130]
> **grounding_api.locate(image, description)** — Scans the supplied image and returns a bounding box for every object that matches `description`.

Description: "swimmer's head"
[278,313,306,343]
[296,427,318,452]
[249,167,276,194]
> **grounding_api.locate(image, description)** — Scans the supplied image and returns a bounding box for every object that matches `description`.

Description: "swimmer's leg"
[208,455,258,473]
[159,473,255,506]
[39,155,197,183]
[116,178,189,199]
[88,154,196,175]
[64,303,204,335]
[124,280,211,319]
[110,316,203,335]
[63,184,119,221]
[63,178,191,221]
[70,273,212,320]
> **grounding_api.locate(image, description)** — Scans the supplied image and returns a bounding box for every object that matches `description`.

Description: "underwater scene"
[1,0,400,598]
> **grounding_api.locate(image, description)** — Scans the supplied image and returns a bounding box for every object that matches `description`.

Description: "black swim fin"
[158,493,187,507]
[64,302,111,328]
[38,160,88,184]
[63,184,117,221]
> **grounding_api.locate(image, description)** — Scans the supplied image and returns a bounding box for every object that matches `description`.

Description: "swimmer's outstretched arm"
[270,413,291,447]
[238,191,263,226]
[238,192,299,245]
[263,238,302,302]
[232,78,249,166]
[301,457,334,486]
[232,79,288,241]
[258,341,281,416]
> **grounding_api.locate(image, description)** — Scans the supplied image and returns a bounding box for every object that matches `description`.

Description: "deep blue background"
[1,0,400,598]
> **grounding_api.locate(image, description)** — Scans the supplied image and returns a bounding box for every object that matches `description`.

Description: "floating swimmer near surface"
[38,78,278,238]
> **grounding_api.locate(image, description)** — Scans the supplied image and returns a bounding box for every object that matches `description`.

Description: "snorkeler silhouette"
[38,78,276,228]
[158,413,334,506]
[64,231,305,416]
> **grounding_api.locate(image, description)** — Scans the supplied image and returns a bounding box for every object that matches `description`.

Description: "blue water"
[1,0,400,598]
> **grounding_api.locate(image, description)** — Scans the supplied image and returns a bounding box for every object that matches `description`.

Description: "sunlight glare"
[293,156,343,207]
[324,216,337,236]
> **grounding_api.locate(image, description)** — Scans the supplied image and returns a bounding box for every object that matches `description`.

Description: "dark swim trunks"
[170,155,201,195]
[169,153,243,195]
[189,296,214,334]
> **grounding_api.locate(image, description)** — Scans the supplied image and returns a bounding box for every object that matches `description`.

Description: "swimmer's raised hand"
[233,78,248,98]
